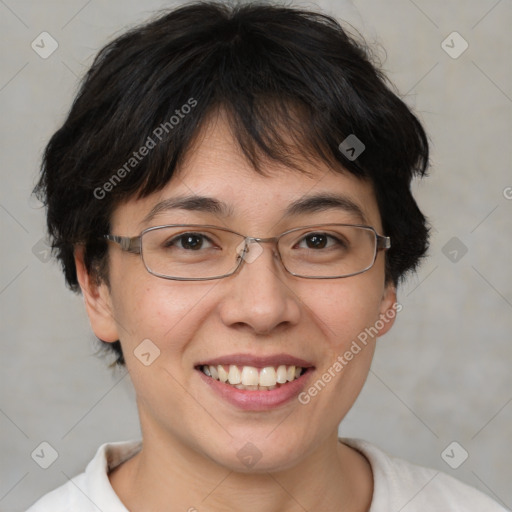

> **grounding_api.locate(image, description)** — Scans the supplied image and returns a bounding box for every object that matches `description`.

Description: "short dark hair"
[34,1,430,366]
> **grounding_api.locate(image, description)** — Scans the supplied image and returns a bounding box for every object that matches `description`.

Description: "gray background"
[1,0,511,510]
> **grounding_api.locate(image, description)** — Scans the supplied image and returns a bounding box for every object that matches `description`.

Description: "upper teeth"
[201,364,303,387]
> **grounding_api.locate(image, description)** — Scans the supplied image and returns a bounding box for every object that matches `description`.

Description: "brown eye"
[297,233,347,250]
[164,233,214,251]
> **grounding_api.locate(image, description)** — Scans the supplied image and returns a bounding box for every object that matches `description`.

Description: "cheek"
[109,268,218,357]
[293,279,383,433]
[297,273,385,350]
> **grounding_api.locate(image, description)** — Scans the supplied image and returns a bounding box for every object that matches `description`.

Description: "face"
[77,113,397,473]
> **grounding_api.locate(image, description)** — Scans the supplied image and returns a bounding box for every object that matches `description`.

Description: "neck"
[109,417,373,512]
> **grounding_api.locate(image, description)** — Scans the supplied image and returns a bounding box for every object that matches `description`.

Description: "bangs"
[60,3,424,207]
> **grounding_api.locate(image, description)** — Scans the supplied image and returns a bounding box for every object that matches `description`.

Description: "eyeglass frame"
[103,223,391,281]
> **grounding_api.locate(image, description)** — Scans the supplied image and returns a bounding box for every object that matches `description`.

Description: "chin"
[202,432,306,474]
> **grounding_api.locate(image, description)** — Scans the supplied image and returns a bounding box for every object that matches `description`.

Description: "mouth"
[197,364,308,391]
[194,354,315,410]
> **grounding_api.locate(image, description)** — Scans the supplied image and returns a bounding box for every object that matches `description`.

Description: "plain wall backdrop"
[1,0,511,510]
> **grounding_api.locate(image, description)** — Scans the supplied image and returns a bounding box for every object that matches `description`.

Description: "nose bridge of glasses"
[245,235,279,245]
[237,235,281,263]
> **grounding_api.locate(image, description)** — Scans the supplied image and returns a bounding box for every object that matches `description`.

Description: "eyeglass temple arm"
[376,235,391,250]
[104,234,141,253]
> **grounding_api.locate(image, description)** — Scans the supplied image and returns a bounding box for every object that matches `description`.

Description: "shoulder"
[25,473,86,511]
[341,438,507,511]
[26,440,142,512]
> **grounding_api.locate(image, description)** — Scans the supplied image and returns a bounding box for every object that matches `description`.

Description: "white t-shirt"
[26,438,506,511]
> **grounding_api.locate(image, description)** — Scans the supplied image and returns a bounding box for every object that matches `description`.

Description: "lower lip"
[196,368,314,411]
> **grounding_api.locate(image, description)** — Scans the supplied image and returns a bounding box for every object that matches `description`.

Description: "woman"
[28,2,505,510]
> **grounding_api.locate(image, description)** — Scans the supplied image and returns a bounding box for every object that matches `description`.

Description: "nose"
[218,240,301,335]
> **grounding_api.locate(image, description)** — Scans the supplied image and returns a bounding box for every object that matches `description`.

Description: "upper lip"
[196,353,314,368]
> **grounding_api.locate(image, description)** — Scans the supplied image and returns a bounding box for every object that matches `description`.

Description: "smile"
[200,364,306,391]
[195,353,315,410]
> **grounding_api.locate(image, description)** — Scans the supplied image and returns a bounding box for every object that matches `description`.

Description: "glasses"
[104,223,390,281]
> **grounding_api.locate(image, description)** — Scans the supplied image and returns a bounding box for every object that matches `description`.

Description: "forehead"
[111,114,382,233]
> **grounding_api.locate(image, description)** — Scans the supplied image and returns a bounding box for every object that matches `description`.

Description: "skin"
[75,112,397,512]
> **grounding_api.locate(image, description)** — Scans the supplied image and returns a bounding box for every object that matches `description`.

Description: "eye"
[296,232,347,250]
[164,232,215,251]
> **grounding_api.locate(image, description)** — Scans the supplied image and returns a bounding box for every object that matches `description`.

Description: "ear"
[376,282,399,337]
[74,246,119,343]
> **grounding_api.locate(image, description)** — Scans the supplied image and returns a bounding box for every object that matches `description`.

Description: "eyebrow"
[140,192,368,227]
